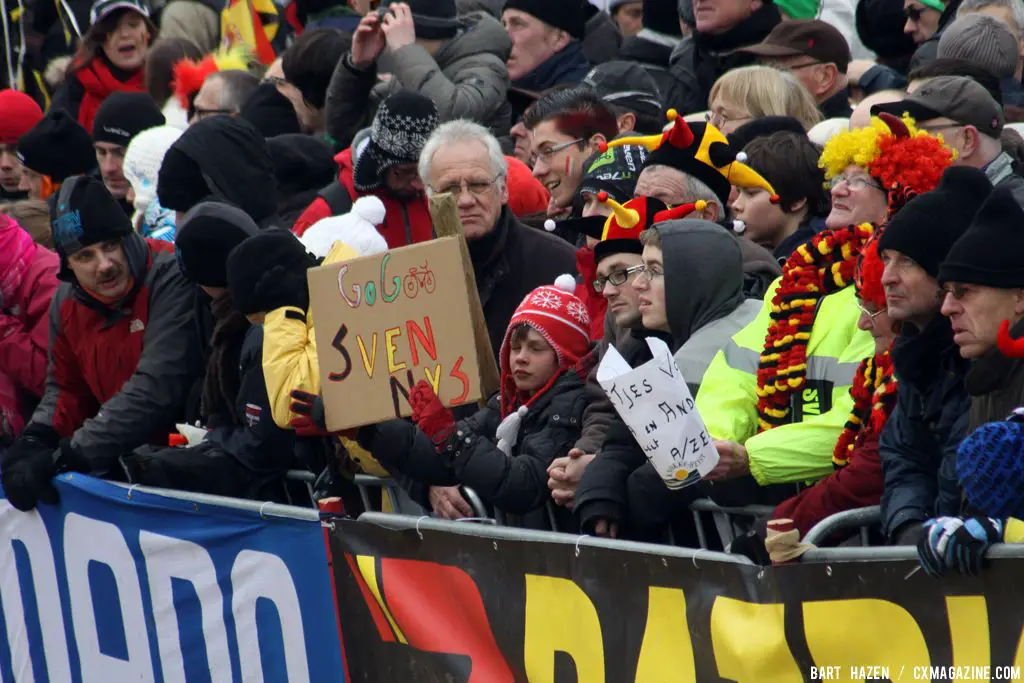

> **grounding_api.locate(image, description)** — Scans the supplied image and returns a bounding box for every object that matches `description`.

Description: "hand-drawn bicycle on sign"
[403,262,436,299]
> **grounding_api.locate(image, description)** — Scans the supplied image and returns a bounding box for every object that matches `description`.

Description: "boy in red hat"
[0,90,43,200]
[356,275,594,529]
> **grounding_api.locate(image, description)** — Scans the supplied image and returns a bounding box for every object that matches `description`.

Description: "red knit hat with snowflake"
[498,274,591,416]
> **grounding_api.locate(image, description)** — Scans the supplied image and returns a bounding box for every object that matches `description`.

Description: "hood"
[456,0,502,17]
[437,12,512,63]
[619,35,674,67]
[658,220,744,345]
[171,116,278,226]
[266,134,337,199]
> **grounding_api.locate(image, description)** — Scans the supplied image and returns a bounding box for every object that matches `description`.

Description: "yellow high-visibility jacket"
[261,241,389,477]
[695,281,874,486]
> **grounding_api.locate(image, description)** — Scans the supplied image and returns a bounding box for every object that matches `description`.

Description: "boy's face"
[509,326,560,394]
[635,244,669,333]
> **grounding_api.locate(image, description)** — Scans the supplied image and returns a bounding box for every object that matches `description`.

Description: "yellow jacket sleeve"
[696,280,776,444]
[262,306,319,429]
[1004,518,1024,543]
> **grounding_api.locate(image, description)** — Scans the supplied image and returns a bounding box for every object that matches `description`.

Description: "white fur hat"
[299,195,389,259]
[124,125,183,214]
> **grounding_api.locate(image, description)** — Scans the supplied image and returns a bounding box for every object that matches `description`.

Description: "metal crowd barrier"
[802,505,881,546]
[357,511,757,565]
[688,499,774,548]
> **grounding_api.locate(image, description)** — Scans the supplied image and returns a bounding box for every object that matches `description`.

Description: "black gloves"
[2,424,60,511]
[289,390,330,437]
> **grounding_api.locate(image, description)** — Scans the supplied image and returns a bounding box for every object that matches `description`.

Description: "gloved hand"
[918,516,1004,577]
[409,380,455,447]
[2,424,61,511]
[289,390,331,437]
[55,438,91,474]
[252,265,310,313]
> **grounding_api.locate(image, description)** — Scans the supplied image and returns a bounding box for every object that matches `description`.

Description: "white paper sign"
[596,337,719,489]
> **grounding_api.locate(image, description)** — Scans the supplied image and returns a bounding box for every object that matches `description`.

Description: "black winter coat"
[663,4,781,114]
[879,318,969,541]
[359,368,588,530]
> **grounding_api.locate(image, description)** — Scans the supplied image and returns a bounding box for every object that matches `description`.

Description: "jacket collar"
[694,3,781,53]
[892,314,963,385]
[512,42,589,92]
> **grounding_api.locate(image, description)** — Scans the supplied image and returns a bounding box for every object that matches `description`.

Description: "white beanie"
[300,195,388,259]
[124,125,184,215]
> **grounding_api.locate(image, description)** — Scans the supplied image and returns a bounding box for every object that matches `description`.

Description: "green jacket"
[695,281,873,486]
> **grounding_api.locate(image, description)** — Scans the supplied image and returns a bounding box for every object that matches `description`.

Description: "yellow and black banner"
[330,519,1024,682]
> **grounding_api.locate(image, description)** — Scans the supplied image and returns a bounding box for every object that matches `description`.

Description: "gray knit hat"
[938,13,1020,80]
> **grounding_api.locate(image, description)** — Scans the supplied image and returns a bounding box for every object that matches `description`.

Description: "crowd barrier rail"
[7,475,1024,681]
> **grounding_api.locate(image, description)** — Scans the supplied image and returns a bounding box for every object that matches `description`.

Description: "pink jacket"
[0,215,59,437]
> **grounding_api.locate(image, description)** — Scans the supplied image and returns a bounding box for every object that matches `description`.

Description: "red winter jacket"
[291,147,434,247]
[0,217,59,436]
[27,236,201,475]
[772,429,885,538]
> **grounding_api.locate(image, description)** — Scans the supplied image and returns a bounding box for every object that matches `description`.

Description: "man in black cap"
[501,0,591,93]
[940,187,1024,424]
[873,75,1024,206]
[157,116,280,229]
[0,177,201,511]
[325,0,511,150]
[92,91,165,213]
[737,19,853,118]
[582,60,665,135]
[876,166,992,546]
[16,110,96,203]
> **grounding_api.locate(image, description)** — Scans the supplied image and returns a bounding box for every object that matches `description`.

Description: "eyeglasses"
[633,263,664,284]
[534,138,584,166]
[858,304,885,325]
[826,173,884,192]
[593,263,645,292]
[191,106,235,121]
[706,110,752,128]
[916,122,966,134]
[786,60,823,71]
[904,4,927,21]
[941,283,972,300]
[428,174,502,197]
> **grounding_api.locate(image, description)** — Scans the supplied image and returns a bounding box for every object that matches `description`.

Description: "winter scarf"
[201,291,250,426]
[74,57,145,134]
[832,352,897,467]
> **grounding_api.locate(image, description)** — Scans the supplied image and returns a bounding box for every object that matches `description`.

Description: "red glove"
[409,380,455,446]
[289,390,332,437]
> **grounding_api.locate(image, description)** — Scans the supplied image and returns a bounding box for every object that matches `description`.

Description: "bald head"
[849,89,906,129]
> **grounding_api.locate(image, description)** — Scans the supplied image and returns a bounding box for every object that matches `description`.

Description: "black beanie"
[643,0,682,36]
[879,166,992,278]
[728,116,806,152]
[266,134,337,198]
[239,83,302,139]
[856,0,916,61]
[156,145,213,212]
[939,187,1024,287]
[502,0,586,40]
[51,176,134,280]
[175,202,261,287]
[402,0,461,40]
[92,92,165,147]
[226,230,317,315]
[17,110,96,182]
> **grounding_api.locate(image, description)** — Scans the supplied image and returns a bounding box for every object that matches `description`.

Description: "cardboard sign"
[308,237,484,431]
[596,337,719,489]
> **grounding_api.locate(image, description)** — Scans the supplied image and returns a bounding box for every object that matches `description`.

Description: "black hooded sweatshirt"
[158,116,281,230]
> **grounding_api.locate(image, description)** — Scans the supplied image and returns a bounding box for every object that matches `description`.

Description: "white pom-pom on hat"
[352,194,386,225]
[544,219,556,232]
[735,151,748,163]
[554,273,577,292]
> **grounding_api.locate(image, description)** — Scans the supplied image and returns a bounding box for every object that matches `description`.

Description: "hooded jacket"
[618,31,677,97]
[0,218,59,437]
[17,235,202,475]
[582,7,622,66]
[663,4,781,114]
[165,117,280,229]
[326,12,512,150]
[290,147,435,248]
[266,134,338,230]
[572,221,760,532]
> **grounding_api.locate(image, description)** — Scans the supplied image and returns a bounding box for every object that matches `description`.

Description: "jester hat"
[570,192,707,263]
[598,109,779,207]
